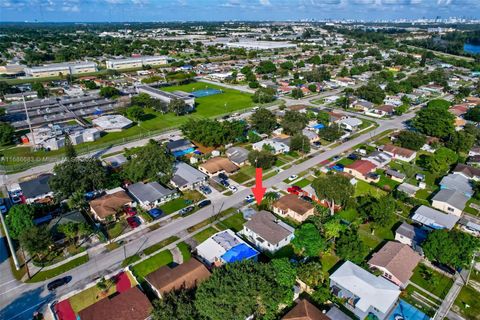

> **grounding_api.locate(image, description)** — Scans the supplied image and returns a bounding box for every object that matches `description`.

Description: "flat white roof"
[92,114,133,130]
[225,41,297,50]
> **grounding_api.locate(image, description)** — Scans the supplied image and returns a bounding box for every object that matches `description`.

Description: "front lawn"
[130,250,173,281]
[106,220,128,239]
[453,285,480,320]
[354,180,387,198]
[159,198,190,215]
[216,212,246,232]
[321,252,340,274]
[26,254,89,283]
[69,283,117,313]
[192,226,218,243]
[230,165,256,183]
[294,178,313,188]
[177,242,192,261]
[410,264,454,299]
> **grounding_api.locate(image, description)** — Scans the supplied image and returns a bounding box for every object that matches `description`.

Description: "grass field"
[230,165,256,183]
[69,283,117,313]
[216,212,246,232]
[192,226,218,243]
[158,198,190,215]
[177,242,192,261]
[453,285,480,320]
[26,254,89,283]
[130,250,173,281]
[410,264,454,299]
[354,180,387,198]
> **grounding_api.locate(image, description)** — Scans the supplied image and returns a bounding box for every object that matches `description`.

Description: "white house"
[337,117,363,131]
[330,261,400,320]
[240,211,294,253]
[252,139,290,155]
[431,189,469,217]
[127,182,178,209]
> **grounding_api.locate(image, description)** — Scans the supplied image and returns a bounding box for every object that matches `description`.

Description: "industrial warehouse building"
[106,55,171,70]
[24,61,97,78]
[136,85,195,107]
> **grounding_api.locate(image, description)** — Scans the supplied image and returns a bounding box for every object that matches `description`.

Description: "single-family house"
[453,163,480,181]
[431,189,469,216]
[195,229,259,267]
[145,258,210,298]
[90,190,132,222]
[19,174,54,204]
[171,162,207,190]
[344,160,379,182]
[272,194,315,223]
[384,169,405,182]
[375,104,395,116]
[467,155,480,167]
[368,241,421,288]
[103,154,127,169]
[351,99,374,112]
[252,139,290,155]
[302,129,320,143]
[439,174,473,197]
[127,182,178,208]
[78,286,152,320]
[225,147,249,166]
[379,144,416,162]
[166,139,195,157]
[337,117,363,131]
[329,261,400,320]
[327,111,348,124]
[198,157,239,177]
[395,222,427,248]
[240,210,295,253]
[411,205,459,230]
[396,183,419,197]
[282,299,330,320]
[366,151,392,168]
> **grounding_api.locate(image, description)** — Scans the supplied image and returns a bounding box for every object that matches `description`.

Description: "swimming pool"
[173,147,195,158]
[388,299,430,320]
[191,88,223,97]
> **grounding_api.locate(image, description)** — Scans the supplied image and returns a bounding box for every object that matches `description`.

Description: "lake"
[464,43,480,54]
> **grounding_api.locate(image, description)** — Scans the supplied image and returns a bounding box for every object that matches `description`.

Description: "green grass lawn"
[159,197,190,215]
[410,264,454,299]
[177,242,192,262]
[131,250,173,281]
[294,178,312,188]
[26,254,89,283]
[321,252,340,274]
[69,283,117,313]
[453,285,480,320]
[400,285,438,317]
[121,254,141,267]
[216,212,246,232]
[192,226,218,243]
[106,220,128,239]
[375,172,401,191]
[336,158,355,167]
[143,236,179,256]
[354,180,387,198]
[230,165,256,183]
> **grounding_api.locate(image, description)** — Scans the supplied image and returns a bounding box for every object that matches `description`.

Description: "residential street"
[0,108,414,320]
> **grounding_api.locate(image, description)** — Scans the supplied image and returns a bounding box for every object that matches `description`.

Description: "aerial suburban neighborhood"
[0,2,480,320]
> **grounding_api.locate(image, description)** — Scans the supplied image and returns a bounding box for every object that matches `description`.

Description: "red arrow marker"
[251,167,266,205]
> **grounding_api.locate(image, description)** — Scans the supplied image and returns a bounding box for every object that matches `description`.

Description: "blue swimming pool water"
[389,299,430,320]
[173,147,195,157]
[191,89,223,97]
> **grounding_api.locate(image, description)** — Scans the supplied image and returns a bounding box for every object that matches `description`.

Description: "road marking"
[0,283,26,296]
[0,279,17,287]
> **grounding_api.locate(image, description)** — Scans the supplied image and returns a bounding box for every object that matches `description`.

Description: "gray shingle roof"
[19,174,53,199]
[411,205,459,230]
[431,189,469,210]
[439,174,473,196]
[225,147,249,165]
[171,162,207,188]
[127,182,176,203]
[244,211,294,245]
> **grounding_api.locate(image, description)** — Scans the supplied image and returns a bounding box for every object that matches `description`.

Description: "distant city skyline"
[0,0,479,23]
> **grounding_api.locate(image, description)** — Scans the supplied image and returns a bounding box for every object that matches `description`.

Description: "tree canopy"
[358,195,396,227]
[291,223,326,257]
[335,228,366,264]
[412,100,455,138]
[248,150,276,170]
[99,86,120,98]
[419,147,458,174]
[252,87,276,104]
[312,174,354,215]
[250,108,277,134]
[423,230,479,268]
[0,122,15,145]
[123,140,174,184]
[396,130,426,151]
[355,83,385,104]
[281,110,308,135]
[181,119,246,147]
[6,204,35,239]
[289,134,311,153]
[318,124,343,142]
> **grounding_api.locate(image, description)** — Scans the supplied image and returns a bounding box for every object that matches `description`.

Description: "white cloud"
[62,4,79,12]
[259,0,271,6]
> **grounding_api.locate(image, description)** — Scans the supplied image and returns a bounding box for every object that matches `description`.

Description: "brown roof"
[368,241,421,285]
[376,104,395,113]
[282,299,330,320]
[78,286,152,320]
[244,210,294,245]
[273,194,314,215]
[145,258,210,295]
[199,157,239,174]
[381,144,416,158]
[90,191,132,219]
[345,160,377,176]
[453,163,480,179]
[449,104,469,116]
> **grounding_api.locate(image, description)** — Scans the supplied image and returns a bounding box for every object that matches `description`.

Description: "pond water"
[464,43,480,54]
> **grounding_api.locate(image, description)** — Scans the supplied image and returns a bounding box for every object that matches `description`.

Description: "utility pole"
[22,95,36,150]
[0,170,20,271]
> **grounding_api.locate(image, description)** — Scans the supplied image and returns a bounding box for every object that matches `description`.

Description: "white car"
[288,174,298,181]
[228,185,238,192]
[245,195,254,202]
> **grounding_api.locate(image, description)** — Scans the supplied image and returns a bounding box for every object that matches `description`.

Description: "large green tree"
[152,289,203,320]
[289,134,311,153]
[281,110,308,136]
[297,261,325,288]
[123,140,174,184]
[396,130,426,151]
[248,150,276,170]
[252,87,276,104]
[194,260,293,320]
[250,108,277,134]
[181,119,246,147]
[358,195,396,227]
[19,226,53,260]
[412,100,454,138]
[335,228,366,264]
[6,204,35,239]
[419,147,458,174]
[291,223,325,257]
[423,230,479,269]
[355,83,385,104]
[318,124,343,142]
[312,174,354,215]
[50,158,108,199]
[445,131,475,153]
[0,122,15,145]
[99,86,120,98]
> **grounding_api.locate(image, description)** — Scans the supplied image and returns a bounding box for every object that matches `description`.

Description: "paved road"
[0,108,414,320]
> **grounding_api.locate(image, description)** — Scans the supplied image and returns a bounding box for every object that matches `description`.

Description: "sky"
[0,0,479,22]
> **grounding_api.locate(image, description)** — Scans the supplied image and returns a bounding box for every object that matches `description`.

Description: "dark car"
[47,276,71,291]
[197,200,212,208]
[148,208,163,219]
[300,195,313,203]
[127,216,140,229]
[347,153,359,160]
[220,179,230,187]
[179,206,194,215]
[199,185,212,195]
[218,173,229,181]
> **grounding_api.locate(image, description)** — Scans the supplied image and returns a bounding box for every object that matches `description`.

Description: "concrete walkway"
[169,247,183,265]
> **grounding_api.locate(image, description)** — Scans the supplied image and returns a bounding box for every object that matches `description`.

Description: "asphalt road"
[0,108,413,320]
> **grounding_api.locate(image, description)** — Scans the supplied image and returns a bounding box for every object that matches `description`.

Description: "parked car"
[126,217,140,229]
[220,179,230,187]
[347,153,359,160]
[179,206,194,215]
[197,200,212,208]
[47,276,71,291]
[288,175,298,181]
[199,185,212,195]
[218,173,229,181]
[228,185,238,192]
[287,185,303,194]
[148,208,163,219]
[300,195,313,203]
[124,206,137,216]
[0,199,7,214]
[245,195,255,203]
[312,141,322,149]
